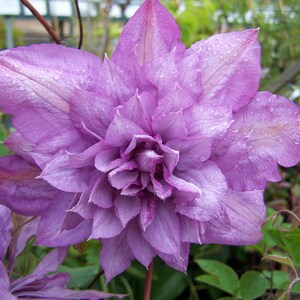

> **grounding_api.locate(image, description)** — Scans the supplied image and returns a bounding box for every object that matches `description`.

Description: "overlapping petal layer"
[0,0,299,283]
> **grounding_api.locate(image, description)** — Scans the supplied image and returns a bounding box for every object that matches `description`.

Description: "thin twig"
[143,261,154,300]
[20,0,61,44]
[87,270,104,289]
[74,0,83,49]
[12,216,37,236]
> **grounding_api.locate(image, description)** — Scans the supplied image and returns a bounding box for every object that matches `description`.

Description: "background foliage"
[1,0,300,299]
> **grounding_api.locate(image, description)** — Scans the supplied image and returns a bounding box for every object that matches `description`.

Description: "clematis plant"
[0,0,299,290]
[0,205,123,299]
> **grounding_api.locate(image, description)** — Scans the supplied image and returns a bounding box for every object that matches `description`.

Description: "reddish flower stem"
[20,0,62,44]
[74,0,83,49]
[143,261,154,300]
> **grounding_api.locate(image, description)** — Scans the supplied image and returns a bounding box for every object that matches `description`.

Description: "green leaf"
[217,298,234,300]
[151,271,187,300]
[292,281,300,294]
[282,230,300,267]
[57,265,99,289]
[263,255,294,268]
[196,275,228,293]
[16,251,38,276]
[239,271,267,300]
[267,229,288,251]
[195,259,239,295]
[262,270,289,290]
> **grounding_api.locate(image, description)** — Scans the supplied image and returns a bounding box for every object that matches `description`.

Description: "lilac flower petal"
[105,112,146,147]
[0,156,54,216]
[143,202,180,254]
[70,88,117,140]
[90,208,123,239]
[145,50,180,97]
[0,261,15,300]
[112,0,184,71]
[184,105,232,139]
[159,143,179,173]
[179,216,203,244]
[187,29,261,111]
[139,197,157,231]
[32,248,68,277]
[10,248,68,292]
[150,174,173,199]
[39,151,92,193]
[36,194,92,247]
[153,110,188,142]
[0,261,9,289]
[155,84,195,115]
[127,220,155,267]
[175,161,227,222]
[10,107,83,155]
[167,138,208,170]
[0,44,100,151]
[216,91,300,191]
[136,150,163,173]
[4,132,36,164]
[0,205,12,262]
[8,216,39,271]
[71,196,96,219]
[118,93,152,133]
[14,286,122,299]
[114,195,140,227]
[68,142,104,168]
[95,148,120,173]
[157,242,189,272]
[177,51,202,98]
[98,56,136,104]
[89,176,114,208]
[108,161,139,190]
[203,189,265,245]
[100,230,134,283]
[15,273,69,293]
[0,285,16,300]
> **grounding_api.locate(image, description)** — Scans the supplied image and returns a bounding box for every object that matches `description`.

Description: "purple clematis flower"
[0,205,123,299]
[0,0,299,281]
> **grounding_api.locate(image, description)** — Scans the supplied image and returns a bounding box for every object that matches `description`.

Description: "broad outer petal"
[202,189,265,245]
[112,0,185,72]
[143,201,181,254]
[100,230,134,283]
[114,195,141,227]
[127,220,156,268]
[157,242,189,272]
[174,161,228,222]
[0,44,100,152]
[70,88,114,140]
[0,156,54,216]
[90,207,123,239]
[0,205,12,262]
[14,286,124,299]
[36,194,92,247]
[39,151,92,193]
[187,29,261,111]
[0,261,16,300]
[152,110,188,142]
[215,91,300,191]
[10,248,68,292]
[32,248,68,277]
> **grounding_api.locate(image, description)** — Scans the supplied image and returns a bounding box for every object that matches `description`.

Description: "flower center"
[107,135,179,199]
